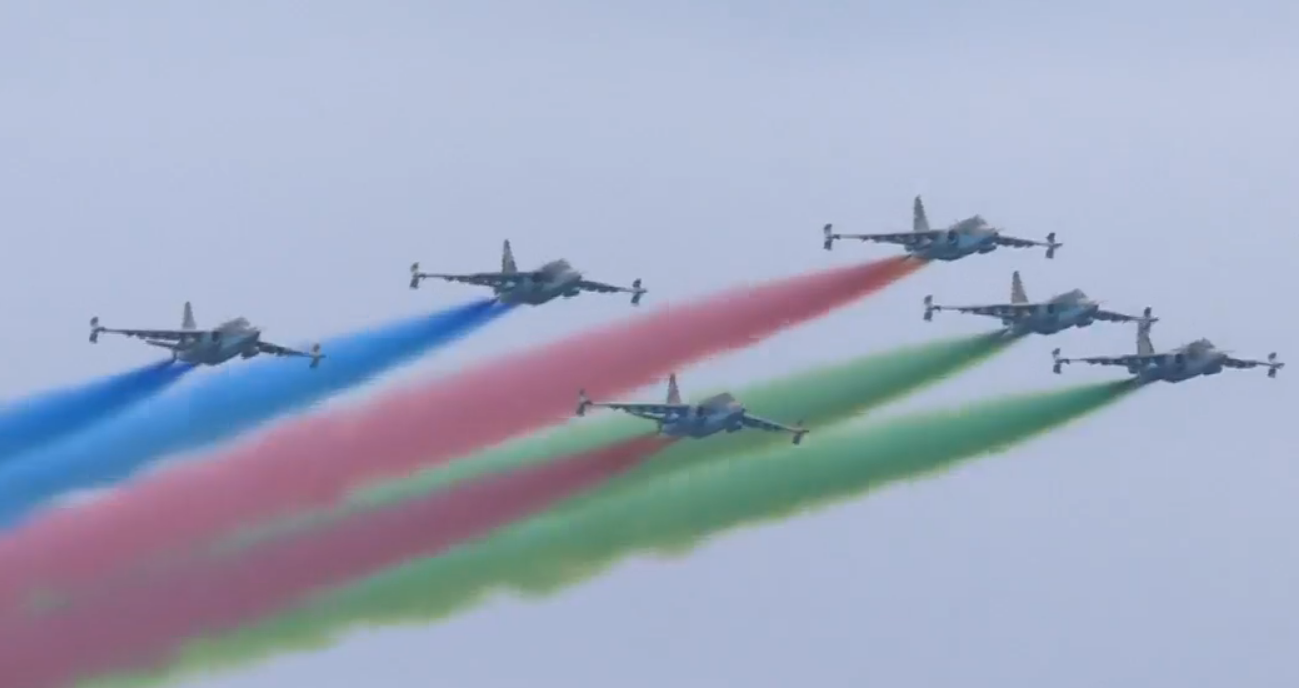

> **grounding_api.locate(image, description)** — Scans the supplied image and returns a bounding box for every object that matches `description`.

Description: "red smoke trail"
[0,436,672,688]
[0,257,921,611]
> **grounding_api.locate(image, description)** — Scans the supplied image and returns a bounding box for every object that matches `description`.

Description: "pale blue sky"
[2,2,1296,687]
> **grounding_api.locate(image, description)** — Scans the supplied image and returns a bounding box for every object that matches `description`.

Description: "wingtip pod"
[922,295,936,321]
[1039,232,1059,259]
[630,278,645,306]
[1268,352,1283,378]
[793,420,808,445]
[89,316,102,343]
[409,262,422,289]
[575,388,591,416]
[309,343,323,369]
[822,223,835,251]
[1051,347,1065,374]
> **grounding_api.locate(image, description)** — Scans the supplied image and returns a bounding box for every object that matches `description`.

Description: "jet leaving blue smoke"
[0,299,509,528]
[0,360,192,464]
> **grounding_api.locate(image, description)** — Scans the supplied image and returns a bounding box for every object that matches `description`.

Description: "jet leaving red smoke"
[0,436,671,688]
[0,257,921,612]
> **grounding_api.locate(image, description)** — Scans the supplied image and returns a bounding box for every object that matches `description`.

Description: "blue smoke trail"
[0,299,510,527]
[0,360,193,464]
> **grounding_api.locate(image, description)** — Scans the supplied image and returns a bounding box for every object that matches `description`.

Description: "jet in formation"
[1052,321,1282,383]
[923,271,1156,336]
[410,240,646,307]
[575,373,808,444]
[90,302,323,368]
[823,196,1062,262]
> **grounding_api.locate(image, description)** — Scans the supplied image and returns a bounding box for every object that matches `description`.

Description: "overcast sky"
[2,2,1296,687]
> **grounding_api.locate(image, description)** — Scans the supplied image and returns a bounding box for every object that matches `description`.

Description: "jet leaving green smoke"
[89,379,1136,688]
[221,331,1017,550]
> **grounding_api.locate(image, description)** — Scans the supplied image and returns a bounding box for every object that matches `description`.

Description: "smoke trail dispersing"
[240,329,1020,547]
[0,257,920,611]
[91,380,1135,687]
[25,329,1019,610]
[0,436,671,688]
[0,360,192,464]
[0,299,505,528]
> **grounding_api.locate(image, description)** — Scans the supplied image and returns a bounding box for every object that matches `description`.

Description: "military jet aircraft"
[822,196,1061,262]
[923,271,1156,336]
[576,373,808,444]
[1052,321,1282,383]
[89,302,323,368]
[409,240,646,307]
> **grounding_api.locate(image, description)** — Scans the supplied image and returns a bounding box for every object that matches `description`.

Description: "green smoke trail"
[220,331,1017,550]
[87,379,1137,688]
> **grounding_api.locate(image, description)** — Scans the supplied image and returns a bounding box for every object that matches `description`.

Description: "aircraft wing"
[257,341,323,367]
[426,271,525,288]
[589,402,691,418]
[740,413,802,434]
[1092,309,1144,323]
[1221,353,1282,371]
[576,279,635,294]
[993,234,1050,248]
[104,327,204,343]
[257,341,317,358]
[837,230,939,246]
[947,303,1032,318]
[1068,353,1154,367]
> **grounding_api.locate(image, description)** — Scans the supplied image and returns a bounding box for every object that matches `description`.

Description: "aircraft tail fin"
[666,374,682,405]
[1010,271,1028,304]
[182,301,197,330]
[1137,320,1155,356]
[501,240,518,273]
[913,196,930,232]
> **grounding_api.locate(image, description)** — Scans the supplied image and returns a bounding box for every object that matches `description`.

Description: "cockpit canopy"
[953,215,989,232]
[537,259,575,277]
[700,392,738,409]
[218,317,253,331]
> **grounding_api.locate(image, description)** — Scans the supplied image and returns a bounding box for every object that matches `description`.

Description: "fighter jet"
[575,374,808,444]
[822,196,1061,262]
[409,240,646,307]
[89,302,323,368]
[923,271,1156,336]
[1052,321,1282,383]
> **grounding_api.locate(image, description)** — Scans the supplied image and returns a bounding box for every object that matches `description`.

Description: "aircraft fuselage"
[910,224,999,262]
[495,261,584,305]
[1130,350,1226,383]
[1006,300,1100,336]
[659,405,747,438]
[151,327,263,366]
